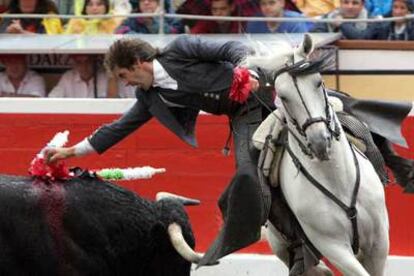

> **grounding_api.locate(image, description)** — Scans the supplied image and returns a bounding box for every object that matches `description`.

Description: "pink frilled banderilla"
[29,155,71,181]
[29,130,72,181]
[28,130,166,181]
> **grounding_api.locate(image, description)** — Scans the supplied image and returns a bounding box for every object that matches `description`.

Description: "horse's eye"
[280,96,288,102]
[316,80,323,88]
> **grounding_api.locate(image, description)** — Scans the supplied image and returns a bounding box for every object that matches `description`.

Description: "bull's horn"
[156,192,200,206]
[168,222,203,263]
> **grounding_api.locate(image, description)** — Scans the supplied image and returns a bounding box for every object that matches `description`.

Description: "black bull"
[0,174,199,276]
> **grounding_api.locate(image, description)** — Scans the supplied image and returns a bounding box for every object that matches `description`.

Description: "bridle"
[272,57,340,157]
[272,56,361,254]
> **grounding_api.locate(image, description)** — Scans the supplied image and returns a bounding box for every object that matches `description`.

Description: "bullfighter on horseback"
[45,34,414,274]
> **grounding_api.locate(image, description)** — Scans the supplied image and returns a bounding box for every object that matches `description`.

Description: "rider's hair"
[104,38,159,72]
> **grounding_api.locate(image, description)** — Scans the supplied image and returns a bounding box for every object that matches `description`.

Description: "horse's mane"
[241,39,335,76]
[240,40,293,72]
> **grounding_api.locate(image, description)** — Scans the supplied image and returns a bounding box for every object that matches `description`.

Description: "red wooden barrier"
[0,113,413,255]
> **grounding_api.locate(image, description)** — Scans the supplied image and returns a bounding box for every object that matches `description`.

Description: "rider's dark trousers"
[198,97,272,266]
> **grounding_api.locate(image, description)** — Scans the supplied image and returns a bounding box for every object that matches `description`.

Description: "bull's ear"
[298,33,314,58]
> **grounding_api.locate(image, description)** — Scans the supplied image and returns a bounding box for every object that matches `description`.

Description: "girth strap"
[286,142,361,254]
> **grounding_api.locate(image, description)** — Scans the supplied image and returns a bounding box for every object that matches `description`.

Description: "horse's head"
[244,34,337,161]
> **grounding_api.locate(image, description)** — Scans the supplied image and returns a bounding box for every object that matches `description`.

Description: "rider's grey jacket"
[88,35,252,153]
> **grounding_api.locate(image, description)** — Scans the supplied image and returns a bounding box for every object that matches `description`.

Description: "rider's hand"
[44,147,76,164]
[249,76,259,92]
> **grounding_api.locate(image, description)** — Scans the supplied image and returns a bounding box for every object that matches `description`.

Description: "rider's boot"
[288,239,321,276]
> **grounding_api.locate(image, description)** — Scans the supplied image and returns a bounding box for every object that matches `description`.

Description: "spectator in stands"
[365,0,392,17]
[0,0,10,13]
[311,0,371,38]
[342,0,414,39]
[49,55,114,98]
[190,0,243,33]
[75,0,132,15]
[246,0,310,33]
[294,0,339,17]
[0,55,46,97]
[0,0,63,34]
[115,0,183,34]
[381,0,414,39]
[64,0,119,34]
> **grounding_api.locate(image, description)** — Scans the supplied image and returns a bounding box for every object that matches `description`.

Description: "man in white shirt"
[49,54,111,98]
[0,55,46,97]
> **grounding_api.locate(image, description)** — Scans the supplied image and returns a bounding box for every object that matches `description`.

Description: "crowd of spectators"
[0,0,413,98]
[1,0,412,38]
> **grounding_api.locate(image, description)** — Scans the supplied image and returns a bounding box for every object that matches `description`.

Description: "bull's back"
[0,175,157,275]
[0,175,194,275]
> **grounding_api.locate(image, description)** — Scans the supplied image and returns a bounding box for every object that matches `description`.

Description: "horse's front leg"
[302,225,370,276]
[358,206,389,276]
[358,243,388,276]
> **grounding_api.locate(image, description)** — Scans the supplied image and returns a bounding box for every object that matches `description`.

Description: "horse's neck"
[288,119,357,194]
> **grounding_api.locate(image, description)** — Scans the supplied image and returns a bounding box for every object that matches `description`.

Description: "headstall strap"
[272,59,311,82]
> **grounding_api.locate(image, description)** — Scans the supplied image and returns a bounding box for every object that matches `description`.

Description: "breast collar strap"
[286,141,361,255]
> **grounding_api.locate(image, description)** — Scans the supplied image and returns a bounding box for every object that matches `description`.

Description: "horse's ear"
[298,33,314,58]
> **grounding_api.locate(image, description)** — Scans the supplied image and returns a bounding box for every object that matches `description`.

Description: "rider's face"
[114,60,154,91]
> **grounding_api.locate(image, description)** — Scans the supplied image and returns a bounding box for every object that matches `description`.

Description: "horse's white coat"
[246,34,389,276]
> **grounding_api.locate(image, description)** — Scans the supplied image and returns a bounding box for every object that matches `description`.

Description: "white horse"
[245,34,389,276]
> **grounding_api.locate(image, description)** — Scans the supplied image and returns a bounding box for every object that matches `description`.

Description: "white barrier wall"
[191,254,414,276]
